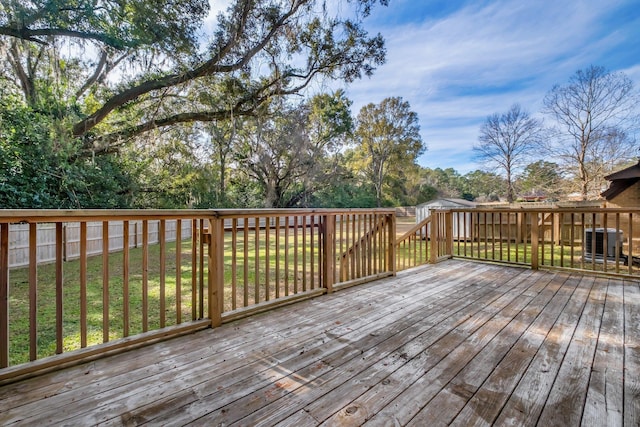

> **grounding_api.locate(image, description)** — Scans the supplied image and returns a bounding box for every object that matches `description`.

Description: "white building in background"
[416,198,477,240]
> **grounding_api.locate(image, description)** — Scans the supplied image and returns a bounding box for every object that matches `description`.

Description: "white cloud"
[342,0,639,173]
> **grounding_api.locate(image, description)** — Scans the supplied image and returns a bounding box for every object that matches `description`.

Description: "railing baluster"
[603,213,608,272]
[231,218,237,310]
[199,219,205,319]
[191,219,197,321]
[275,217,280,299]
[615,213,620,273]
[310,215,315,290]
[29,223,37,361]
[123,221,129,337]
[559,213,564,268]
[80,221,88,347]
[284,216,290,296]
[143,220,149,330]
[580,213,585,270]
[293,216,299,294]
[570,213,575,269]
[243,218,249,306]
[102,221,109,342]
[629,213,633,275]
[56,223,64,354]
[159,219,166,328]
[591,213,597,271]
[176,219,182,323]
[265,217,270,301]
[254,217,260,304]
[302,215,307,291]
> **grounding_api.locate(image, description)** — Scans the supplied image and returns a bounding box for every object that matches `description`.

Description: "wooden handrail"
[0,208,395,382]
[395,215,432,245]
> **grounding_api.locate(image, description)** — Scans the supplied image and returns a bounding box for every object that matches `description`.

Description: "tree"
[517,160,564,200]
[474,104,543,203]
[1,0,387,155]
[462,170,505,202]
[0,96,135,208]
[350,97,424,207]
[235,92,353,208]
[422,167,464,199]
[543,65,640,200]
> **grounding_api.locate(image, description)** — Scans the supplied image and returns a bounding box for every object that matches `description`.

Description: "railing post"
[531,211,539,270]
[322,214,335,293]
[207,217,224,327]
[430,212,439,264]
[0,224,9,368]
[445,210,454,258]
[387,213,396,275]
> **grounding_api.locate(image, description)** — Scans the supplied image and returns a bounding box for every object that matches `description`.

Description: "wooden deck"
[1,260,639,426]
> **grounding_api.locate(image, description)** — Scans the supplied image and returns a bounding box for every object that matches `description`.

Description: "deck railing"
[5,206,640,383]
[0,209,395,382]
[396,207,640,278]
[438,208,640,276]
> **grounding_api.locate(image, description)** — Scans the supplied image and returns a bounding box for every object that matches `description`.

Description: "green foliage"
[349,97,425,207]
[462,169,505,202]
[0,98,134,208]
[517,160,564,199]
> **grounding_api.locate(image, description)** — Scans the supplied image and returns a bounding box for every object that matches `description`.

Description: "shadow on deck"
[1,259,639,426]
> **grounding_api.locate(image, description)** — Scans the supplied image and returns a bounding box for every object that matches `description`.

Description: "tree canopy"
[1,0,387,154]
[349,97,425,207]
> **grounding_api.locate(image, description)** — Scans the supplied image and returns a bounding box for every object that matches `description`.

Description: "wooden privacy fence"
[7,220,192,268]
[0,208,395,383]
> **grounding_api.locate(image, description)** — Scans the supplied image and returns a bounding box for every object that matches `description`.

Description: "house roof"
[417,198,477,208]
[604,160,640,180]
[601,177,640,200]
[601,160,640,200]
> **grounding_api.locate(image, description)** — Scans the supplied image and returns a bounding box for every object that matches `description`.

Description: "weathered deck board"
[0,260,638,427]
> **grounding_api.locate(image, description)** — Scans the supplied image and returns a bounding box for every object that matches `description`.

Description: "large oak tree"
[1,0,387,155]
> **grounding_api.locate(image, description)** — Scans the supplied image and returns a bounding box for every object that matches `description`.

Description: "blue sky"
[207,0,640,174]
[341,0,640,173]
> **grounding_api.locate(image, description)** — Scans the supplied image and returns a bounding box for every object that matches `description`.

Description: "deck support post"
[445,210,454,258]
[430,212,438,264]
[531,212,539,270]
[208,217,224,327]
[0,224,8,368]
[387,213,397,274]
[322,215,335,293]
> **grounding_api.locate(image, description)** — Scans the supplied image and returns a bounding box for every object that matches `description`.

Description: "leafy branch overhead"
[0,0,388,153]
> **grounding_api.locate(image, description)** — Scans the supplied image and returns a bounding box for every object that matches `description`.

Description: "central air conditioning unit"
[584,228,623,262]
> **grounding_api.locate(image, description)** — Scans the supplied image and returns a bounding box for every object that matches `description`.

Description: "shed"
[416,198,477,240]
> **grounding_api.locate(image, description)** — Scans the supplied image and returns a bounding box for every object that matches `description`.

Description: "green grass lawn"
[7,224,392,366]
